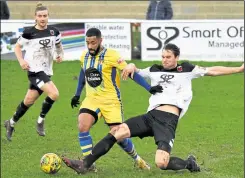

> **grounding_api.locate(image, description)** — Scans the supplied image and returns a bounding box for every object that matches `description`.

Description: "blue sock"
[78,132,93,157]
[117,138,139,160]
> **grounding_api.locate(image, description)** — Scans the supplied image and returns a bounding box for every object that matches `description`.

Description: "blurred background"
[5,1,244,19]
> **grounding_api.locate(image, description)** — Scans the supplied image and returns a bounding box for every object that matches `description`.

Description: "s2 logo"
[39,39,51,49]
[159,74,174,84]
[147,27,179,50]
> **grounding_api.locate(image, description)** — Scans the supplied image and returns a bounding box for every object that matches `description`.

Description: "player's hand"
[56,56,63,63]
[149,85,163,95]
[71,95,80,108]
[122,63,136,80]
[19,59,30,70]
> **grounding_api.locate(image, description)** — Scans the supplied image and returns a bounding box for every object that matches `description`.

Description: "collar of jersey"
[97,46,107,57]
[89,46,107,57]
[162,64,180,71]
[33,25,48,31]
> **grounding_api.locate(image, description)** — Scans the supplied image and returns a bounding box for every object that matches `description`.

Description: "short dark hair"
[163,43,180,57]
[86,28,101,38]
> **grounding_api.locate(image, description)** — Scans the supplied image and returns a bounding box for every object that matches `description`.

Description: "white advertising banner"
[1,21,86,60]
[85,23,131,60]
[141,20,244,61]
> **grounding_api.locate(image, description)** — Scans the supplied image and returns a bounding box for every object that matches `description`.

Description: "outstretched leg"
[152,109,200,172]
[62,123,130,174]
[62,113,152,174]
[155,148,200,172]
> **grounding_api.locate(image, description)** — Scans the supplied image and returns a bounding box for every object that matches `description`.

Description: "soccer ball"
[40,153,61,174]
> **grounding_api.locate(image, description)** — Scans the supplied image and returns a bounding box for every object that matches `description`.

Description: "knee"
[109,123,130,140]
[155,159,169,170]
[155,149,170,170]
[48,91,59,101]
[109,126,120,136]
[78,120,91,132]
[23,96,35,106]
[78,114,94,132]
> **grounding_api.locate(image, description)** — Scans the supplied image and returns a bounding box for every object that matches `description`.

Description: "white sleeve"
[55,32,61,44]
[137,67,151,78]
[191,65,208,79]
[17,34,29,46]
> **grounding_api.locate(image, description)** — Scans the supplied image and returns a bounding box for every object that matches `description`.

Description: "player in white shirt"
[4,3,64,141]
[61,43,244,174]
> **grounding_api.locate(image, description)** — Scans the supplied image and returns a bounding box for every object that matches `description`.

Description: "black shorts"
[125,109,179,148]
[27,71,51,95]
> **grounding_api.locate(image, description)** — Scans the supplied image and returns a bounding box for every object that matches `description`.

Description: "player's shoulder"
[80,50,89,61]
[105,48,120,57]
[81,50,89,56]
[149,62,196,73]
[179,62,196,72]
[47,26,60,36]
[21,26,35,39]
[103,48,122,63]
[149,64,163,72]
[23,26,35,33]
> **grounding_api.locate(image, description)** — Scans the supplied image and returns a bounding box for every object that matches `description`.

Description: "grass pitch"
[1,60,244,178]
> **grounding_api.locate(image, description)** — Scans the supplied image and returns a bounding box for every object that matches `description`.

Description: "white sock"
[135,155,140,161]
[10,118,15,127]
[37,116,45,124]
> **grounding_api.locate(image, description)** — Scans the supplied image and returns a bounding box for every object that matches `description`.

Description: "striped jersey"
[80,48,127,103]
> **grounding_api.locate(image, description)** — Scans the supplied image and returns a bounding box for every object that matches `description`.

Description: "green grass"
[1,60,244,178]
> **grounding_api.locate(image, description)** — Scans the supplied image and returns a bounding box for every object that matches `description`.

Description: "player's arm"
[15,43,25,65]
[122,63,150,79]
[71,68,86,108]
[189,62,244,78]
[131,72,163,95]
[71,53,86,108]
[55,30,64,63]
[126,64,163,94]
[205,63,244,76]
[116,61,163,94]
[15,30,30,70]
[75,68,86,96]
[55,43,64,60]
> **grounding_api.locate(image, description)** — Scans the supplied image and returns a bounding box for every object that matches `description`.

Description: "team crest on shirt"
[50,30,54,35]
[177,66,183,72]
[117,58,124,64]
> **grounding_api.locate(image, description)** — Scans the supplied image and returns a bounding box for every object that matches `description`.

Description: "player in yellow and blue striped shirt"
[68,28,162,171]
